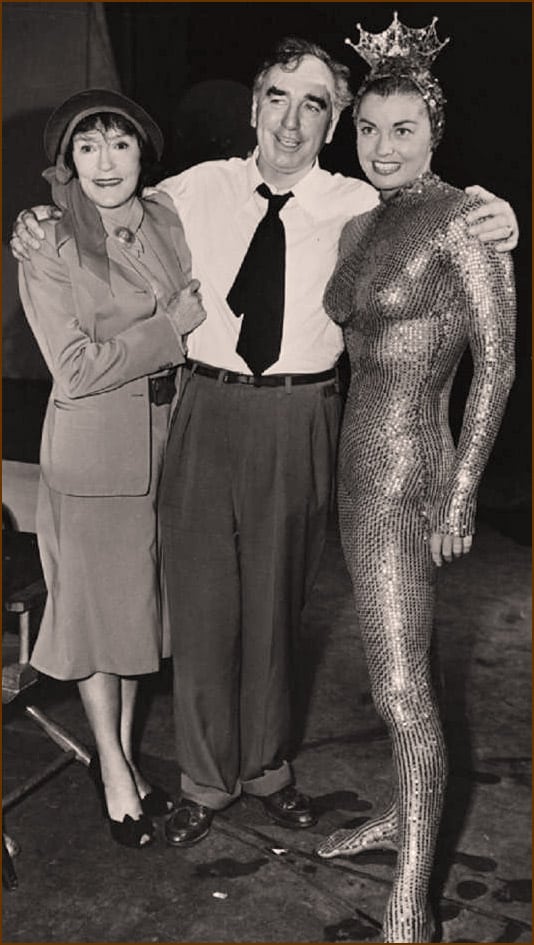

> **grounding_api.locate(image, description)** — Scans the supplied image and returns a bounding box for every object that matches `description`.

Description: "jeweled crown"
[345,10,449,72]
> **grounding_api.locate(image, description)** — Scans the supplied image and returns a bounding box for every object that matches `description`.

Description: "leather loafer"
[261,785,317,829]
[165,799,215,847]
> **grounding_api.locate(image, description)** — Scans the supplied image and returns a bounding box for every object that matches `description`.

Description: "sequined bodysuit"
[323,173,515,942]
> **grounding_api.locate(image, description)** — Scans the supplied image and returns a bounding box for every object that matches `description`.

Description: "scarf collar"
[43,166,141,286]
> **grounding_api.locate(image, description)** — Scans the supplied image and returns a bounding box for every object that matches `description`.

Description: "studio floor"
[2,515,531,944]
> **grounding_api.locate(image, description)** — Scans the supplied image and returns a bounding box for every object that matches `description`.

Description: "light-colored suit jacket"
[18,194,198,497]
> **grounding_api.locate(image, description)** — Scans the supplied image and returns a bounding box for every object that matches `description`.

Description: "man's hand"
[465,185,518,252]
[10,206,62,261]
[430,532,473,568]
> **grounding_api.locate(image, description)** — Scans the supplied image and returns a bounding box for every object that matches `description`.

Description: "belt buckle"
[235,373,257,386]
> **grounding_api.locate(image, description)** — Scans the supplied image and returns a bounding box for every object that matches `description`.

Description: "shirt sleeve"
[18,234,186,400]
[156,169,191,215]
[431,210,517,536]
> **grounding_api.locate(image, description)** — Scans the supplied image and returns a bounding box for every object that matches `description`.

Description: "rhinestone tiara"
[345,10,449,72]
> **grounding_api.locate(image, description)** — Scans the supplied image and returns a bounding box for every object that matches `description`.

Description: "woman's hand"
[164,279,207,335]
[430,532,473,567]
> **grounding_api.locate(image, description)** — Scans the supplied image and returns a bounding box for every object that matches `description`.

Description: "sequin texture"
[323,172,516,942]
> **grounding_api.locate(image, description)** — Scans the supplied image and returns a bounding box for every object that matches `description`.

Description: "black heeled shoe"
[140,785,175,817]
[108,812,154,849]
[89,754,173,816]
[88,755,154,849]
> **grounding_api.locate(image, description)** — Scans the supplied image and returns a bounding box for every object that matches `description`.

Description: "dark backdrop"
[4,2,531,535]
[105,1,531,534]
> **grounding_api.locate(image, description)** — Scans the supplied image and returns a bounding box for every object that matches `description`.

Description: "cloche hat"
[44,88,164,165]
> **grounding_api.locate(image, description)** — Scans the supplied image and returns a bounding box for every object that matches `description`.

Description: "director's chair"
[2,522,90,890]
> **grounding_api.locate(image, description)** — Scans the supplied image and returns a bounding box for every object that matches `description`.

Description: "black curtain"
[4,2,530,530]
[105,2,531,530]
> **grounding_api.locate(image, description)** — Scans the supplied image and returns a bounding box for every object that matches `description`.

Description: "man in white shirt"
[158,44,380,845]
[11,38,518,848]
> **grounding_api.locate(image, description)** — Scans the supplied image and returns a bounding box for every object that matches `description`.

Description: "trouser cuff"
[181,773,241,810]
[242,761,293,797]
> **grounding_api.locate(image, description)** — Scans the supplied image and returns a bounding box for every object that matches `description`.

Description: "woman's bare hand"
[430,532,473,567]
[165,279,206,335]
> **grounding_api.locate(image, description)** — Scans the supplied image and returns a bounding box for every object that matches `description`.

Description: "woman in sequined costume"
[316,18,516,944]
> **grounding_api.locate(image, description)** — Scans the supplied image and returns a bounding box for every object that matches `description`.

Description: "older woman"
[18,89,205,848]
[316,16,516,943]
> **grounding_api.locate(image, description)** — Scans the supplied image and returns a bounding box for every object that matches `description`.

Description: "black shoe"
[261,785,317,829]
[89,754,173,817]
[165,799,215,847]
[88,755,154,848]
[109,812,154,848]
[140,785,175,817]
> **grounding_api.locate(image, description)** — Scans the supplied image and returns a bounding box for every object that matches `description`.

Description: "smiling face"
[252,55,340,189]
[71,121,142,209]
[356,90,433,198]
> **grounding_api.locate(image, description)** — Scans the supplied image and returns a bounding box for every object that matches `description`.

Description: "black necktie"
[227,183,293,375]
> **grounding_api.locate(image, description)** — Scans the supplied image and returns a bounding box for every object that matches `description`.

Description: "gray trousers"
[158,368,341,808]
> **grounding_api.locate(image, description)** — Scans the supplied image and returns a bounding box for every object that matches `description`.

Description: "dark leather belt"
[186,360,337,388]
[149,369,177,405]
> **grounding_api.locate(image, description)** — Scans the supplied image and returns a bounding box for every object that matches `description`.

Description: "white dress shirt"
[158,153,378,374]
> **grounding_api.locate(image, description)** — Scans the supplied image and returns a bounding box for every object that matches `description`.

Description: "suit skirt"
[31,403,171,680]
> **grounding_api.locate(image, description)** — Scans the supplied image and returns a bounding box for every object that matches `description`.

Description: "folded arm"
[18,236,189,399]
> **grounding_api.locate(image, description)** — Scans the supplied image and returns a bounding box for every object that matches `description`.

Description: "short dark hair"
[64,112,158,191]
[253,37,354,114]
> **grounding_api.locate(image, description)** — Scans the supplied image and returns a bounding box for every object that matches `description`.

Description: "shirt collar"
[245,149,328,220]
